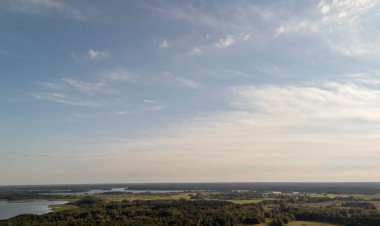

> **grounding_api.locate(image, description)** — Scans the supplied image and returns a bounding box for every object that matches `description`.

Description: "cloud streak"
[33,92,104,107]
[102,70,201,89]
[62,78,106,95]
[145,1,272,34]
[33,70,200,107]
[0,0,87,21]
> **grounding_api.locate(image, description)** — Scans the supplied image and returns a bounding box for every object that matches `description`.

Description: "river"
[0,200,68,220]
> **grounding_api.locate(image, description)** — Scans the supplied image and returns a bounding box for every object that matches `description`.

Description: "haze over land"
[1,0,380,184]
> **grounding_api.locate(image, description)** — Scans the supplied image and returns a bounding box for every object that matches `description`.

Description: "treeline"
[190,191,263,200]
[0,198,266,226]
[5,182,380,194]
[124,182,380,194]
[282,204,380,226]
[1,197,380,226]
[0,190,76,201]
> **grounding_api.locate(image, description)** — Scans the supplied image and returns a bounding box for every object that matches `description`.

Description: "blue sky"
[1,0,380,185]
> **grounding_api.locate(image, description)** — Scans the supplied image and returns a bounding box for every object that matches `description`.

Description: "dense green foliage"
[290,205,380,226]
[2,197,380,226]
[2,184,380,226]
[0,199,266,226]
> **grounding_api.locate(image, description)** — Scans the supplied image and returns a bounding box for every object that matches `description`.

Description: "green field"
[50,204,78,212]
[229,198,276,204]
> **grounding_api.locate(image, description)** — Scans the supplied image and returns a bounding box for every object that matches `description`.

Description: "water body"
[41,188,184,195]
[123,189,185,194]
[0,200,68,220]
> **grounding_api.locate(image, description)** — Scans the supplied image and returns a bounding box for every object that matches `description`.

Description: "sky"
[1,0,380,185]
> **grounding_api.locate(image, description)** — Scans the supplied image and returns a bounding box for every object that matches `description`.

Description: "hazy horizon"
[2,0,380,185]
[4,182,380,187]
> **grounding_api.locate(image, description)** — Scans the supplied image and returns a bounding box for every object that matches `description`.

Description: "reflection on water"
[0,200,68,220]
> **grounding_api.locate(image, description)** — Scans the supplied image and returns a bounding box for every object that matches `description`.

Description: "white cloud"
[275,0,379,57]
[275,21,309,35]
[85,49,109,60]
[189,47,202,55]
[103,70,201,89]
[214,35,235,48]
[232,82,380,122]
[160,40,169,49]
[102,79,380,181]
[319,1,331,14]
[331,0,376,16]
[243,34,251,41]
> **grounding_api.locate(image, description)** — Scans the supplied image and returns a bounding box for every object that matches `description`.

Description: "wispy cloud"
[105,78,380,181]
[146,0,380,58]
[62,78,105,95]
[39,78,108,95]
[1,0,87,21]
[34,69,200,108]
[38,82,63,90]
[275,0,379,57]
[102,70,141,83]
[145,2,271,34]
[159,40,169,49]
[162,72,201,89]
[84,49,109,60]
[232,82,380,122]
[189,47,202,55]
[275,21,309,35]
[33,92,104,107]
[214,35,235,48]
[103,70,201,89]
[34,77,109,107]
